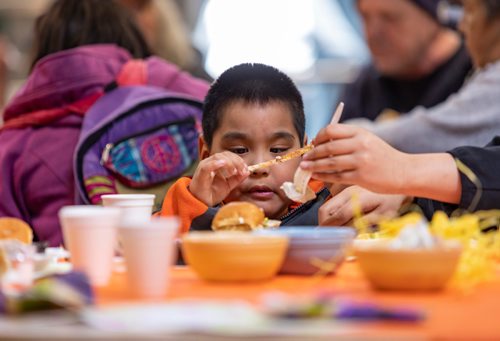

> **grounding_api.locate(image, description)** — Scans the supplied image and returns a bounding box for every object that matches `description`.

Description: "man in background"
[339,0,472,122]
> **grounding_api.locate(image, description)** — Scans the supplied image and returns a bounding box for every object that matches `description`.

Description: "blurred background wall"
[0,0,369,136]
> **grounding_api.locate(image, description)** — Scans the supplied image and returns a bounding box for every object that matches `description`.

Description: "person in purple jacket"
[0,0,209,246]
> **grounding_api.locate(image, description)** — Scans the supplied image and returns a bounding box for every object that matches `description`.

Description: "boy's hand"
[319,186,408,226]
[189,151,250,207]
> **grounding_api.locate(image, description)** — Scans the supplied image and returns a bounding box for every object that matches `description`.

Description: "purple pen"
[335,301,424,322]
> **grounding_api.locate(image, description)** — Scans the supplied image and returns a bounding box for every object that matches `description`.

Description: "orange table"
[96,261,500,341]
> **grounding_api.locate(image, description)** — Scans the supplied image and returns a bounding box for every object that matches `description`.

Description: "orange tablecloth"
[96,261,500,341]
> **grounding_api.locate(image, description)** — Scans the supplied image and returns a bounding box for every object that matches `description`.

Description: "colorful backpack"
[74,61,203,206]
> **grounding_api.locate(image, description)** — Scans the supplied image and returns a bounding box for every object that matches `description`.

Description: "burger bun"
[212,202,265,231]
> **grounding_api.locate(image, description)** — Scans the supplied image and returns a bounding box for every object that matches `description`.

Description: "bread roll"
[212,202,265,231]
[0,217,33,244]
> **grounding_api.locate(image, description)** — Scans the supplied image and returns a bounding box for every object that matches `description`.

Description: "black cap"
[411,0,440,21]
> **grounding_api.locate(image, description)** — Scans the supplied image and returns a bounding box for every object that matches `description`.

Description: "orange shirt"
[159,177,325,233]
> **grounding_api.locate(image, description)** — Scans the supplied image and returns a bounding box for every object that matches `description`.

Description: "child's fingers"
[225,171,248,190]
[218,155,250,188]
[196,158,227,182]
[195,152,249,192]
[218,152,250,177]
[200,153,245,182]
[215,156,240,179]
[225,151,249,174]
[217,166,235,179]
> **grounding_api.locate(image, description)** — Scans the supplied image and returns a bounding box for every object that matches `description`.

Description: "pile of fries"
[350,157,500,289]
[353,209,500,289]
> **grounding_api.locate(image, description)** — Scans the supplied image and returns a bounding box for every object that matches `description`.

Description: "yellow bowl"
[354,239,462,291]
[181,231,288,282]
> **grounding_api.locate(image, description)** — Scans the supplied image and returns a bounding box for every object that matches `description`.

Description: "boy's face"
[202,99,304,219]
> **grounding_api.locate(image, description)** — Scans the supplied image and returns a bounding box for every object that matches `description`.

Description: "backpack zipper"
[101,143,113,165]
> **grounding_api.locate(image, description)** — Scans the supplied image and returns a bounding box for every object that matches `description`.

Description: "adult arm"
[301,124,462,204]
[367,65,500,153]
[416,136,500,216]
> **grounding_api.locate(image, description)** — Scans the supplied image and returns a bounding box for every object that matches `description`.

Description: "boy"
[160,63,329,233]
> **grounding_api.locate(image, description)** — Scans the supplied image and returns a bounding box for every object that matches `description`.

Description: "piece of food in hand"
[0,217,33,244]
[211,202,280,231]
[281,167,316,203]
[248,144,314,172]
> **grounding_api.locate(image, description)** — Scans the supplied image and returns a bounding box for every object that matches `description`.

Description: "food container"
[259,227,356,275]
[181,231,288,281]
[346,237,390,260]
[354,239,462,290]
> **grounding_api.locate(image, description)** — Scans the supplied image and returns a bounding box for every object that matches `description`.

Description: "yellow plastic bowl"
[354,239,462,291]
[181,231,288,281]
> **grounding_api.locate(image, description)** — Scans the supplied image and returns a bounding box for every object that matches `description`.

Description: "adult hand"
[319,186,409,226]
[189,151,249,207]
[301,124,411,194]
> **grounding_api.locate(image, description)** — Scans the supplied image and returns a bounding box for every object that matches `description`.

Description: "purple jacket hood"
[4,44,208,121]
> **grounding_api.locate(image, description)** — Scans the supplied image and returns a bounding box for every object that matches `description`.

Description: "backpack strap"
[2,60,147,130]
[115,59,148,86]
[0,91,103,131]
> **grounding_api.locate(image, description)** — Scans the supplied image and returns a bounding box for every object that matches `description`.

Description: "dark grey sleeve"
[338,66,375,122]
[371,69,500,154]
[190,207,220,231]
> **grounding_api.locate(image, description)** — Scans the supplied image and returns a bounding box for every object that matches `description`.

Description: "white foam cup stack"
[101,194,155,227]
[59,206,121,286]
[119,217,179,299]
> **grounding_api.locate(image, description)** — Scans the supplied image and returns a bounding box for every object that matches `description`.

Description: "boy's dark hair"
[483,0,500,19]
[202,63,305,148]
[31,0,151,69]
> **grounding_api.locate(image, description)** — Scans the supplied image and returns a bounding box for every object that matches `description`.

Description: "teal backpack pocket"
[100,118,198,188]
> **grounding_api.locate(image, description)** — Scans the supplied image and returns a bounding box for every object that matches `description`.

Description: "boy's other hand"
[189,151,250,207]
[319,186,408,227]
